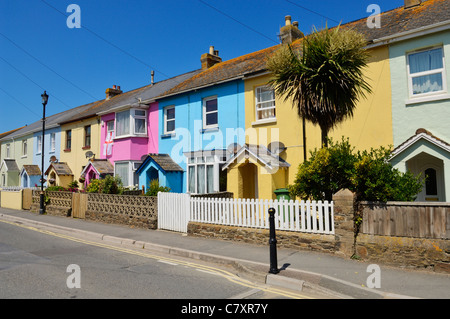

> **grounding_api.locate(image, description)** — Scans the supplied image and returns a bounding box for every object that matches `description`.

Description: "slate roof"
[138,154,184,173]
[59,69,202,122]
[1,159,19,171]
[21,165,42,176]
[45,162,73,176]
[80,159,114,176]
[342,0,450,42]
[159,0,450,98]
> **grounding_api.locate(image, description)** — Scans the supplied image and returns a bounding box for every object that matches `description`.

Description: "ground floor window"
[115,161,142,188]
[186,151,227,194]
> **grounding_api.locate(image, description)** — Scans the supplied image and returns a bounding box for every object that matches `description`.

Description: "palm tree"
[267,25,372,147]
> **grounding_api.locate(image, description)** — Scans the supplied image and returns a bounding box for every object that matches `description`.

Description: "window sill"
[114,134,148,140]
[82,146,91,150]
[405,93,450,106]
[251,118,277,126]
[64,149,71,152]
[161,133,176,139]
[201,126,219,133]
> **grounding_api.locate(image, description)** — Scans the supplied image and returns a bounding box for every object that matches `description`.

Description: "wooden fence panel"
[361,202,449,239]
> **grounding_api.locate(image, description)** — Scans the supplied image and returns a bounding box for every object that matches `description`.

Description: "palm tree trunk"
[320,126,328,148]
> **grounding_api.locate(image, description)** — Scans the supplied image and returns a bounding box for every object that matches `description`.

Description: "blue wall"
[156,80,245,193]
[33,127,61,178]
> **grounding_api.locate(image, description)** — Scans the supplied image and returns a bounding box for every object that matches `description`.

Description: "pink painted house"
[98,101,159,188]
[96,70,199,188]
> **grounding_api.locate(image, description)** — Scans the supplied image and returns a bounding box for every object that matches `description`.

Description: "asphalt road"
[0,219,324,301]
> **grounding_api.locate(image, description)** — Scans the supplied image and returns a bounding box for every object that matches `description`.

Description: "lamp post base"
[39,192,45,215]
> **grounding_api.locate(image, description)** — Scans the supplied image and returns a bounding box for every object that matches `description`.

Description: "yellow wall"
[228,45,393,200]
[59,117,100,184]
[0,190,23,210]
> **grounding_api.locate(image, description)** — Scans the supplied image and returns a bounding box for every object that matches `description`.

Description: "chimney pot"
[209,46,215,55]
[285,15,292,26]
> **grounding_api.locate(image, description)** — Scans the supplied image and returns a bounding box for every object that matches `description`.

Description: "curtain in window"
[116,110,130,136]
[197,165,205,194]
[115,163,129,186]
[188,166,195,193]
[412,74,443,95]
[409,48,444,95]
[135,118,146,134]
[206,165,214,193]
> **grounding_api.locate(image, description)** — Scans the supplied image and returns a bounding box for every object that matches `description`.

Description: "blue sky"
[0,0,404,133]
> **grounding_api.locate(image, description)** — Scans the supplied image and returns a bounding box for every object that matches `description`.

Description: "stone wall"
[85,193,157,229]
[31,190,72,217]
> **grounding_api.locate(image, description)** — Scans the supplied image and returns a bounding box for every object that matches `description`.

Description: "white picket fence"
[158,193,334,234]
[157,192,190,233]
[190,197,334,235]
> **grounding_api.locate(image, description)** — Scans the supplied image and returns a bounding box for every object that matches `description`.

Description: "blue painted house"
[138,46,253,194]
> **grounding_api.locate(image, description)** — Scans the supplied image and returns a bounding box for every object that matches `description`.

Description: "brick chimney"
[279,15,304,44]
[404,0,422,9]
[201,46,222,70]
[105,85,122,100]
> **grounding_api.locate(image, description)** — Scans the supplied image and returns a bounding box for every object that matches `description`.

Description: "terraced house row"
[1,0,449,202]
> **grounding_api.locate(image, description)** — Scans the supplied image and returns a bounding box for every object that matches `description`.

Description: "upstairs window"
[203,96,218,129]
[164,105,175,134]
[65,130,72,150]
[22,140,27,157]
[50,133,56,152]
[115,108,147,138]
[255,86,276,121]
[407,47,446,97]
[84,125,91,148]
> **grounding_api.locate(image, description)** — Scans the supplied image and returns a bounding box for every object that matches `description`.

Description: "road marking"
[157,260,179,266]
[0,218,315,299]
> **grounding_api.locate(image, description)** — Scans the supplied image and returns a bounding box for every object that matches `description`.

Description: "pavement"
[0,207,449,299]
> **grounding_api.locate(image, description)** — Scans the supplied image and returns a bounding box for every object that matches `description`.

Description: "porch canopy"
[390,128,450,202]
[136,154,183,193]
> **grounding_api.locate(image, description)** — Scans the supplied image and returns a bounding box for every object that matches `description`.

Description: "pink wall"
[100,102,159,163]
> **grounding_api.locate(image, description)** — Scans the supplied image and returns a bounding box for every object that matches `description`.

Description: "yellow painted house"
[225,16,393,200]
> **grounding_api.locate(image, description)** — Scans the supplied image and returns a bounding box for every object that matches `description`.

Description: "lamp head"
[41,91,49,106]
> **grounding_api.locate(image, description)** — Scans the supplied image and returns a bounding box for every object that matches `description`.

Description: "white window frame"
[203,96,218,129]
[6,143,11,158]
[115,108,148,138]
[407,46,447,99]
[114,161,142,188]
[37,136,42,154]
[255,86,276,123]
[50,133,56,152]
[163,105,176,134]
[22,140,27,157]
[187,153,226,194]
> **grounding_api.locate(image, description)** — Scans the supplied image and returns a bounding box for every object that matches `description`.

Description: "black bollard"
[268,207,279,274]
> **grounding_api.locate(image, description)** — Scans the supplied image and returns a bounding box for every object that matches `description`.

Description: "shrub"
[86,179,100,193]
[145,179,170,196]
[86,176,124,194]
[290,138,424,202]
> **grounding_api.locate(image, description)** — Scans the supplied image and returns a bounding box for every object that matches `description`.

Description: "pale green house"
[387,1,450,202]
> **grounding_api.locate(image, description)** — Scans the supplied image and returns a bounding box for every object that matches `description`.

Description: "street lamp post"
[39,91,49,215]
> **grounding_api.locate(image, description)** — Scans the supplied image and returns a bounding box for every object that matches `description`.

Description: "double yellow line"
[0,218,313,299]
